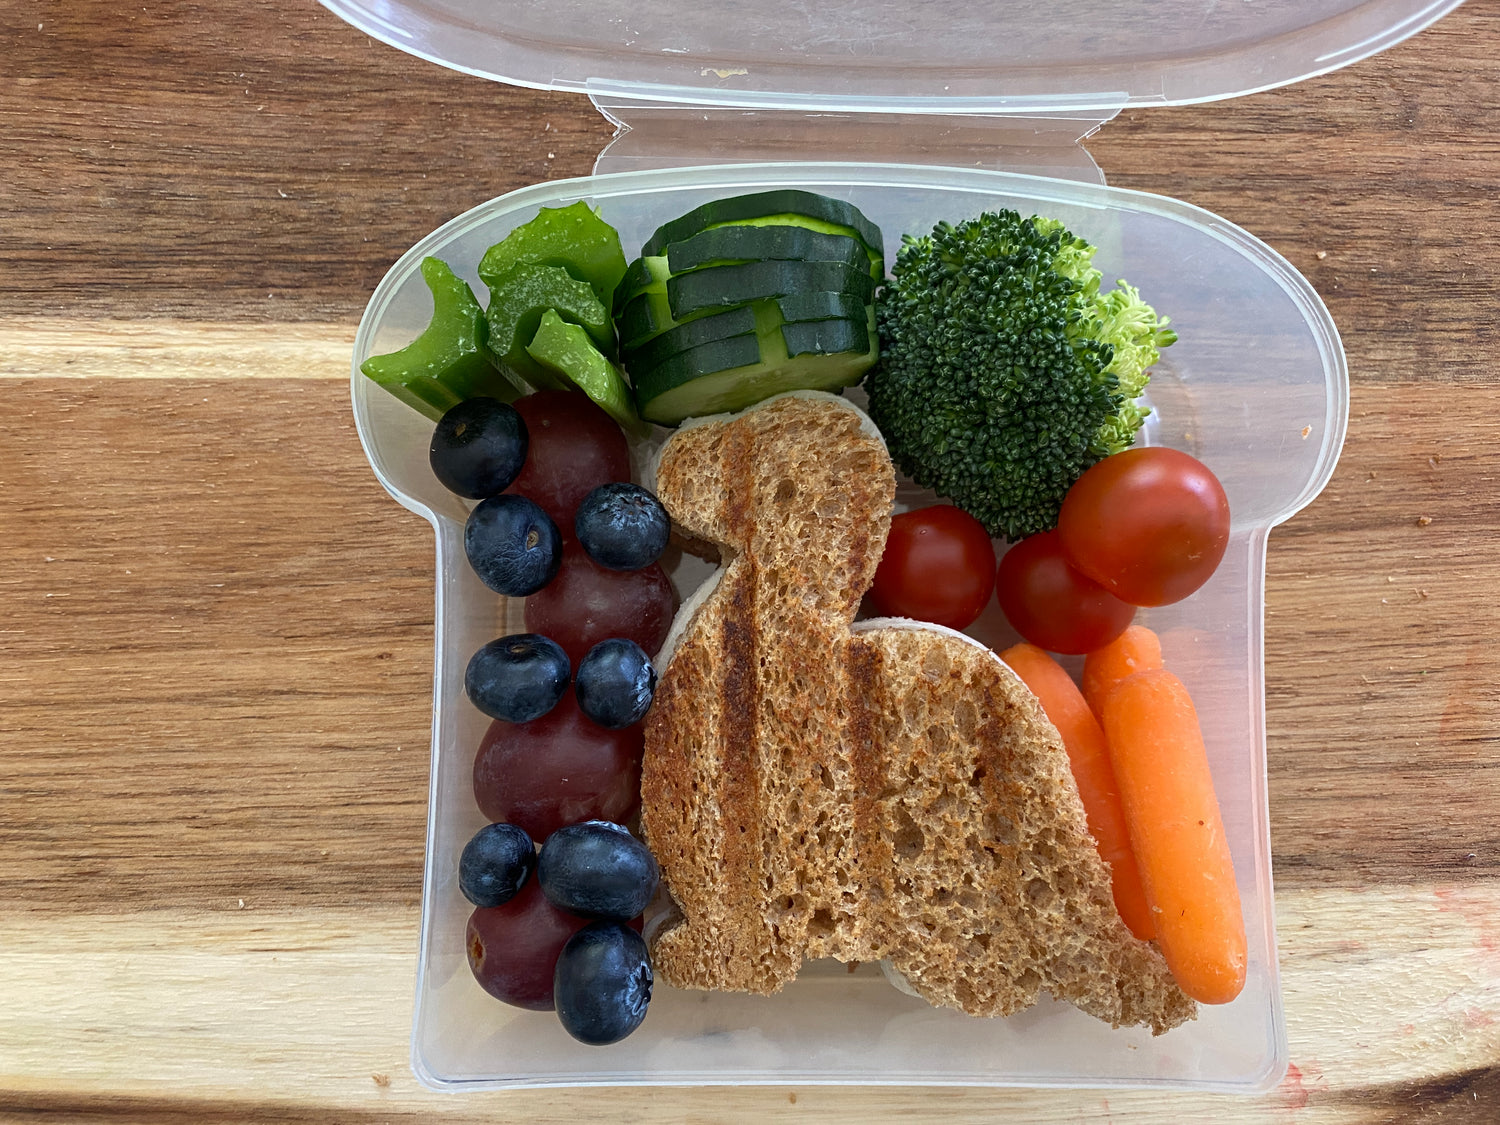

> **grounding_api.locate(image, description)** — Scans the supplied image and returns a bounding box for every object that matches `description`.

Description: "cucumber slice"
[360,257,524,421]
[781,315,869,358]
[616,289,716,351]
[478,201,628,310]
[642,190,883,264]
[623,296,870,375]
[526,309,649,438]
[717,215,884,281]
[632,306,878,426]
[634,342,875,426]
[667,260,873,319]
[613,255,670,313]
[664,226,866,275]
[484,263,615,389]
[617,287,869,352]
[622,304,759,375]
[634,335,765,404]
[773,291,867,324]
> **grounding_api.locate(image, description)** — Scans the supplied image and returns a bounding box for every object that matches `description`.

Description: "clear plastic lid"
[320,0,1461,114]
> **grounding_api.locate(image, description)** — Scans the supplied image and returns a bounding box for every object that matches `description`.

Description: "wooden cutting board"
[1,0,1497,1120]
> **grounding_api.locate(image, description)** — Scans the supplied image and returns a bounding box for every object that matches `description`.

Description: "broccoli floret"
[865,210,1175,541]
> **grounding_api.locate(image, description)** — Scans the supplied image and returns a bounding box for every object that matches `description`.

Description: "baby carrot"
[1081,624,1163,718]
[1101,669,1247,1005]
[999,643,1156,941]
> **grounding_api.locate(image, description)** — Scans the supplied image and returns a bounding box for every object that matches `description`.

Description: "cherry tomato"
[995,530,1136,655]
[868,506,996,630]
[506,391,631,534]
[1057,448,1230,607]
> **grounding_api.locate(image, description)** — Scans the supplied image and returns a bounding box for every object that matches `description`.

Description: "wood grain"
[0,888,1494,1121]
[2,0,1500,1118]
[0,888,1488,1122]
[1,3,610,321]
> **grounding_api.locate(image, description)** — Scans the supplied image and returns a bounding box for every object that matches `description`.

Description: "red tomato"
[995,531,1136,655]
[1057,448,1231,607]
[868,505,997,630]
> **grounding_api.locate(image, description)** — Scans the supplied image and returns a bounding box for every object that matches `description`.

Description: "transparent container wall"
[321,0,1462,110]
[350,163,1347,1091]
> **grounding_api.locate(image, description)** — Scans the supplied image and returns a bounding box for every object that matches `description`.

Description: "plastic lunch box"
[326,0,1457,1093]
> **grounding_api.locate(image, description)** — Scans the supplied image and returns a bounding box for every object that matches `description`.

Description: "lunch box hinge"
[589,98,1120,185]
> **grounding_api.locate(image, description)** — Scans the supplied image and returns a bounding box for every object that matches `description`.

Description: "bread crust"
[640,393,1195,1034]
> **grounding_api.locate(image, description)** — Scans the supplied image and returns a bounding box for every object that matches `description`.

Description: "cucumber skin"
[632,307,878,425]
[613,255,670,314]
[612,288,870,358]
[767,290,866,325]
[634,347,876,426]
[666,259,873,319]
[665,225,867,275]
[781,316,869,358]
[641,189,884,261]
[621,304,759,375]
[632,335,765,403]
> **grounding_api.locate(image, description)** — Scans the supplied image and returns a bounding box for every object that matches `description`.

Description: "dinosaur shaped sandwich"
[639,392,1195,1034]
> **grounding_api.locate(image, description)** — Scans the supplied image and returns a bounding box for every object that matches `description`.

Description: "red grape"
[473,691,644,841]
[466,880,589,1011]
[506,391,631,534]
[524,549,677,664]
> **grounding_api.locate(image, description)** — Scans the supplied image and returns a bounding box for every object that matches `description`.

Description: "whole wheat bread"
[639,392,1194,1034]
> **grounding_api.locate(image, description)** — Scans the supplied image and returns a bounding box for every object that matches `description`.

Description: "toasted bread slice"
[640,393,1194,1034]
[642,393,895,992]
[851,621,1196,1033]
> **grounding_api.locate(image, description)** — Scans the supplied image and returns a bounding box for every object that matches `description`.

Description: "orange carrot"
[999,643,1156,941]
[1101,669,1247,1004]
[1082,624,1164,719]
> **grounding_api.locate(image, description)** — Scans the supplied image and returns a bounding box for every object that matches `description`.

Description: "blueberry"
[430,397,529,499]
[538,821,660,922]
[574,638,656,730]
[458,822,536,908]
[573,483,670,571]
[553,921,653,1046]
[465,633,570,722]
[465,494,561,596]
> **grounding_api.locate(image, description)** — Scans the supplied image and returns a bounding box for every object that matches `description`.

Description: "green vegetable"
[616,190,884,425]
[665,225,868,275]
[666,258,872,319]
[617,288,865,353]
[525,310,649,438]
[478,201,628,311]
[484,263,615,389]
[624,296,875,378]
[615,255,671,313]
[622,304,759,373]
[360,257,524,420]
[640,189,884,279]
[865,209,1176,541]
[631,300,875,425]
